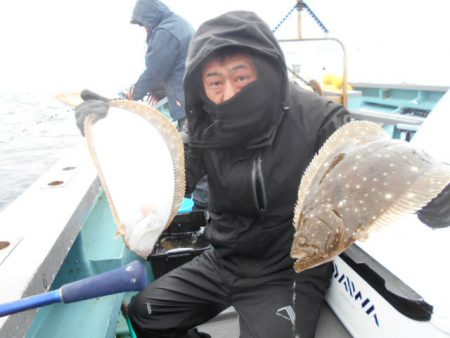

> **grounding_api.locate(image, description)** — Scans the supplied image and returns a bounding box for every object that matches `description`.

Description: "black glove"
[80,89,109,101]
[417,183,450,228]
[75,90,110,136]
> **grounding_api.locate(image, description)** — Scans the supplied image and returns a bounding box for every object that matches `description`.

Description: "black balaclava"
[199,53,283,148]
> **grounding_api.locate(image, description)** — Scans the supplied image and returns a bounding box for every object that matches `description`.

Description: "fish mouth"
[292,250,336,273]
[291,211,344,273]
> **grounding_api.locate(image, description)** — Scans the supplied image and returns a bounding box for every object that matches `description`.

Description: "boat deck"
[197,303,352,338]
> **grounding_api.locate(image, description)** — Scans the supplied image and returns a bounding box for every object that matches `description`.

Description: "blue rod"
[0,290,61,317]
[0,260,147,318]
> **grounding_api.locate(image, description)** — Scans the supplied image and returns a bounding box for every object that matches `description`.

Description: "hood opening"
[183,11,290,149]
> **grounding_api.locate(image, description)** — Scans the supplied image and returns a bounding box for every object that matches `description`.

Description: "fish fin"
[294,121,388,230]
[85,112,127,236]
[361,164,450,239]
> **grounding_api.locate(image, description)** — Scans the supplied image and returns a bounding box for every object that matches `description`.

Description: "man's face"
[202,53,258,104]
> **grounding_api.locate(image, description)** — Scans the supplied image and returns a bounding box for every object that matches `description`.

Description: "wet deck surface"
[198,303,352,337]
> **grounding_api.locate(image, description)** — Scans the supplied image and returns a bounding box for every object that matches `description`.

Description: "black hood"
[183,10,289,149]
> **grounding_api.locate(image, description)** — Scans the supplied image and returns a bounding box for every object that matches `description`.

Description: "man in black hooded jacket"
[126,11,349,338]
[72,8,351,338]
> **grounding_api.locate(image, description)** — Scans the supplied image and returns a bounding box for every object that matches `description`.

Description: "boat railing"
[279,37,349,108]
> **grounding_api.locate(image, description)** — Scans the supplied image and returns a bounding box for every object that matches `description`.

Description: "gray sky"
[0,0,448,93]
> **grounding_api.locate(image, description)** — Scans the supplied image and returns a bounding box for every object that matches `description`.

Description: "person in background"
[129,0,209,210]
[74,10,450,338]
[128,0,194,129]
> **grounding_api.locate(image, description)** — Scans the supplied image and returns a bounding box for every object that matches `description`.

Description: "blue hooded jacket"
[131,0,194,121]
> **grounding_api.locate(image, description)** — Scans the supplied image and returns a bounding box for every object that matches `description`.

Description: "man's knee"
[129,292,152,321]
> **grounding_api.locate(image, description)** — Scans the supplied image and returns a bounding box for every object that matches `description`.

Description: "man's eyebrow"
[205,71,221,78]
[230,64,249,72]
[204,63,251,78]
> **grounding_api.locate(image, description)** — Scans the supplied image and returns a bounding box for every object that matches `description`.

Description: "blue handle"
[61,260,148,303]
[0,260,148,317]
[0,290,61,317]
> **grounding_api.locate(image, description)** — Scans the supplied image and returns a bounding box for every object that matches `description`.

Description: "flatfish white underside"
[85,100,184,257]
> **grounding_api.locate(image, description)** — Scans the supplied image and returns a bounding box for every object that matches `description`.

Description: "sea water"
[0,91,81,211]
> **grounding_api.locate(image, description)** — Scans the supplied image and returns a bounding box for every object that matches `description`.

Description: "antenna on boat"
[295,0,329,38]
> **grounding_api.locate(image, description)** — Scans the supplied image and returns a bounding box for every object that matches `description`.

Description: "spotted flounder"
[85,100,185,258]
[291,120,450,273]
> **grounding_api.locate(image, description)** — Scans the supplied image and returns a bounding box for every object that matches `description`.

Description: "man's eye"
[237,76,248,82]
[210,81,222,88]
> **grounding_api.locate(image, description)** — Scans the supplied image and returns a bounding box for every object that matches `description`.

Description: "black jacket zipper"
[252,151,268,215]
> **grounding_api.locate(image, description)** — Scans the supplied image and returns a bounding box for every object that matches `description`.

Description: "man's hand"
[75,90,110,136]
